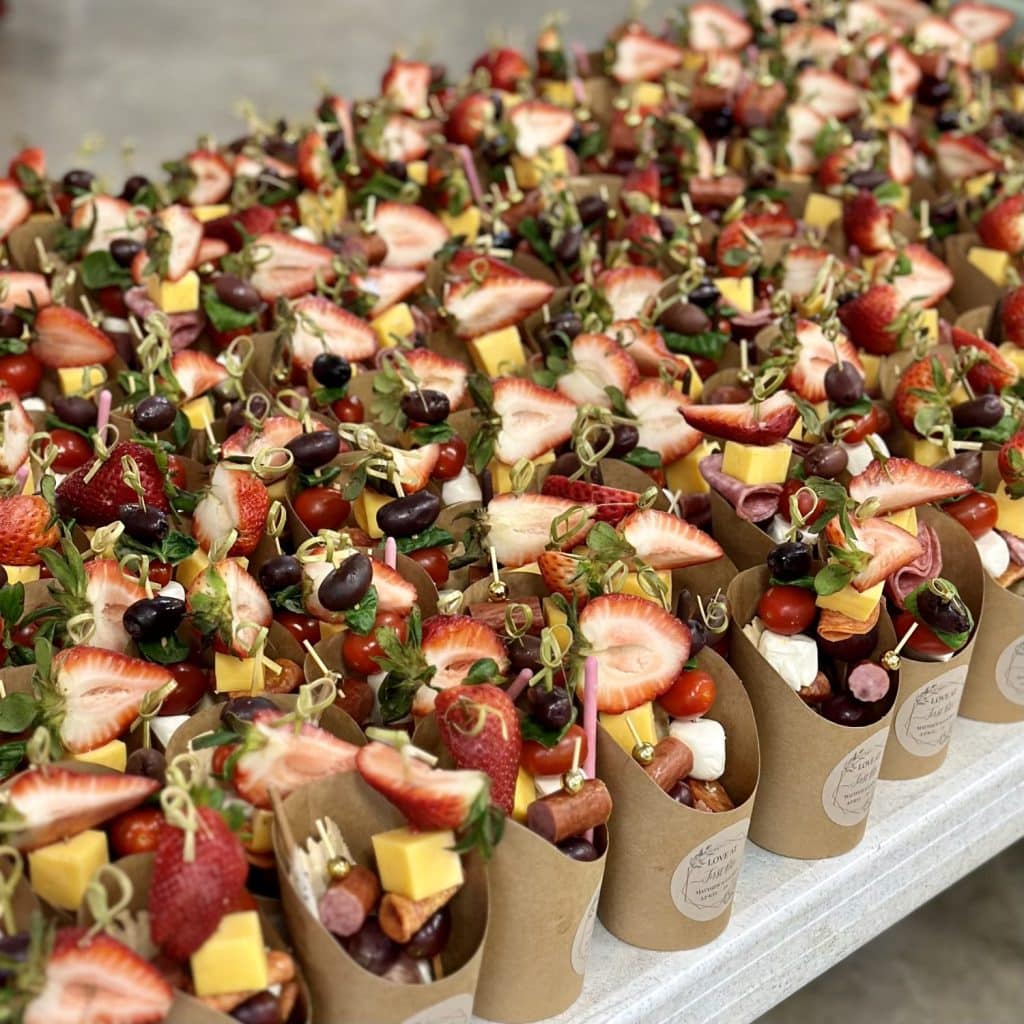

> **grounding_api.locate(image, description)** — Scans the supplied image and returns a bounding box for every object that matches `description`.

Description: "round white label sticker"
[995,635,1024,706]
[570,888,600,976]
[821,729,888,826]
[894,665,967,757]
[401,994,473,1024]
[670,818,749,922]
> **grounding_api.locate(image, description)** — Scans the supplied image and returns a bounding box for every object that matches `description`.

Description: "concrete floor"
[2,2,1023,1021]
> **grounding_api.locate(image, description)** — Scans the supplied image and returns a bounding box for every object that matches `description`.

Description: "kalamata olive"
[0,933,30,981]
[231,990,281,1024]
[0,566,7,589]
[382,159,407,181]
[608,423,639,458]
[527,685,574,730]
[214,273,262,313]
[917,586,971,636]
[123,596,186,641]
[52,394,98,428]
[61,167,95,194]
[286,430,341,470]
[669,780,694,806]
[704,384,751,405]
[917,75,952,107]
[0,311,20,338]
[312,352,352,389]
[346,919,399,976]
[222,696,278,727]
[952,394,1004,430]
[824,361,864,406]
[108,237,143,268]
[553,225,583,263]
[687,618,709,657]
[767,541,812,581]
[225,394,270,434]
[399,388,450,425]
[659,300,710,336]
[405,907,452,959]
[935,109,961,132]
[802,443,848,479]
[376,491,441,538]
[541,311,584,348]
[549,452,582,478]
[132,394,178,433]
[120,174,151,201]
[318,552,373,611]
[936,451,983,487]
[126,746,166,784]
[558,836,599,861]
[119,503,170,544]
[817,623,879,663]
[688,280,721,309]
[847,168,888,191]
[507,633,543,674]
[258,555,303,593]
[819,692,871,726]
[577,194,608,226]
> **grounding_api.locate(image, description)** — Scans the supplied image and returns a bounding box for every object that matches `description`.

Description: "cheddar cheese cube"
[467,326,527,376]
[181,395,215,431]
[371,302,416,349]
[353,488,393,539]
[665,440,713,494]
[909,436,947,467]
[967,246,1009,285]
[372,827,464,901]
[600,703,657,756]
[29,830,108,911]
[803,193,843,230]
[297,187,348,240]
[191,204,232,223]
[146,271,200,314]
[672,356,703,399]
[249,809,275,854]
[866,98,911,129]
[406,161,429,186]
[214,652,265,693]
[540,81,576,107]
[972,40,999,72]
[513,768,535,823]
[816,580,885,622]
[71,739,127,772]
[1014,85,1024,113]
[541,597,573,654]
[1000,342,1024,377]
[625,82,665,108]
[511,147,569,189]
[57,365,107,397]
[713,277,754,313]
[994,482,1024,537]
[619,570,672,605]
[920,308,938,344]
[965,174,995,200]
[721,441,791,485]
[440,206,482,243]
[175,546,210,588]
[884,507,918,537]
[488,451,555,494]
[3,564,40,584]
[190,911,268,997]
[859,353,881,393]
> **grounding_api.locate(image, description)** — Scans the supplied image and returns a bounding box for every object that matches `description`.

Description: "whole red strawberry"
[977,193,1024,254]
[56,441,170,526]
[998,431,1024,492]
[148,805,248,960]
[1001,284,1024,348]
[435,684,522,814]
[843,189,895,254]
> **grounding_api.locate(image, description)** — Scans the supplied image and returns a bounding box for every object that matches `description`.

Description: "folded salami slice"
[125,286,206,350]
[699,452,783,523]
[886,523,942,609]
[998,528,1024,567]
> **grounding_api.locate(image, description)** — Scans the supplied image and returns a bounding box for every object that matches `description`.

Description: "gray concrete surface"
[1,3,1023,1021]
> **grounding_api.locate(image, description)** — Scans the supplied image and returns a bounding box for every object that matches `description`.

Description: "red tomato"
[521,724,588,777]
[432,436,468,481]
[332,395,365,423]
[408,546,449,586]
[49,429,93,473]
[10,621,39,648]
[276,611,321,648]
[211,742,240,778]
[343,610,408,676]
[110,807,163,857]
[893,611,952,659]
[757,585,817,635]
[160,660,210,716]
[777,479,826,523]
[293,486,351,532]
[658,668,717,718]
[831,404,878,444]
[148,561,173,587]
[0,353,43,397]
[166,455,188,490]
[943,491,997,539]
[690,355,718,381]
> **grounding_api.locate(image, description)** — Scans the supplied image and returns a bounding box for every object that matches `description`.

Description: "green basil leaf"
[0,693,38,733]
[201,286,260,333]
[623,446,662,469]
[137,633,191,665]
[80,250,133,290]
[519,704,577,747]
[814,563,853,596]
[344,586,379,637]
[395,526,456,555]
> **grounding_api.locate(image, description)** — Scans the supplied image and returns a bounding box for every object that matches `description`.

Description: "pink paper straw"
[384,536,397,570]
[96,389,112,435]
[14,464,28,489]
[583,655,598,780]
[572,42,591,78]
[458,145,484,205]
[506,668,533,703]
[571,76,587,106]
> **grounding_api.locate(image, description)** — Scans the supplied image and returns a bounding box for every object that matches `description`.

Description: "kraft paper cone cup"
[944,234,1003,313]
[728,567,897,859]
[5,218,60,271]
[273,772,488,1024]
[597,648,758,951]
[709,488,775,569]
[81,853,311,1024]
[881,507,984,779]
[956,305,995,337]
[671,554,737,621]
[473,821,607,1023]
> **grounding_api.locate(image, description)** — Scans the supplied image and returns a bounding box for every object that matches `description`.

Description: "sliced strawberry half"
[185,149,232,206]
[381,59,432,115]
[781,24,842,65]
[887,129,914,184]
[289,294,377,371]
[0,270,51,309]
[152,203,202,281]
[977,194,1024,255]
[487,492,595,568]
[620,508,723,569]
[786,320,863,403]
[373,557,419,614]
[249,232,336,301]
[556,332,640,407]
[1,766,159,851]
[417,614,509,715]
[187,557,273,657]
[949,0,1014,41]
[232,710,359,808]
[192,463,270,557]
[296,130,333,191]
[843,189,895,255]
[0,178,31,241]
[446,275,554,339]
[31,306,116,368]
[577,594,691,713]
[373,201,449,269]
[170,349,229,401]
[84,559,148,653]
[610,25,683,82]
[0,386,33,477]
[492,378,576,464]
[872,243,954,308]
[387,442,441,494]
[848,457,973,514]
[893,354,951,433]
[628,378,704,462]
[824,514,924,591]
[681,390,799,445]
[796,68,862,120]
[509,101,576,157]
[363,115,432,166]
[687,2,753,50]
[541,474,641,525]
[915,16,971,65]
[221,415,304,458]
[935,133,1003,181]
[612,320,679,377]
[597,266,663,321]
[353,266,426,316]
[781,246,832,301]
[1002,285,1024,348]
[537,550,592,602]
[951,326,1020,392]
[785,104,826,174]
[404,348,469,408]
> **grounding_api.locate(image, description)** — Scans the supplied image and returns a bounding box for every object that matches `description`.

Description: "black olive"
[120,174,151,202]
[311,352,352,389]
[132,395,178,433]
[214,273,262,313]
[577,194,609,226]
[286,430,342,470]
[688,280,721,309]
[119,504,170,544]
[375,490,442,538]
[767,541,812,581]
[258,555,303,593]
[110,238,143,268]
[317,552,374,611]
[399,389,450,425]
[52,395,97,429]
[61,168,95,194]
[123,596,186,642]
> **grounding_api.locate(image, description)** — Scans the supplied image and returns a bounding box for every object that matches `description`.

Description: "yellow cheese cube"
[860,353,881,393]
[146,270,200,314]
[972,40,999,72]
[994,482,1024,537]
[406,161,429,186]
[682,51,706,71]
[28,830,108,911]
[619,570,672,605]
[513,768,535,823]
[191,911,268,997]
[1000,343,1024,376]
[816,580,885,622]
[175,546,209,588]
[1014,84,1024,113]
[440,206,482,243]
[540,80,576,107]
[353,488,393,539]
[191,203,232,223]
[920,308,938,344]
[214,651,265,693]
[371,303,416,349]
[866,98,912,129]
[625,82,665,108]
[884,507,918,537]
[249,809,275,854]
[266,478,290,502]
[511,147,569,189]
[600,703,657,756]
[489,451,555,494]
[181,395,215,430]
[967,246,1009,285]
[909,436,947,467]
[891,184,911,213]
[965,173,995,200]
[721,441,791,485]
[71,739,127,772]
[297,187,348,241]
[665,441,713,494]
[714,277,754,313]
[671,356,703,399]
[372,827,464,901]
[3,564,40,584]
[541,597,573,654]
[803,193,843,230]
[467,326,527,376]
[57,365,106,397]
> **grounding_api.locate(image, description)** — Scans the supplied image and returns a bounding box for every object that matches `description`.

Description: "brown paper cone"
[5,218,61,271]
[880,507,984,779]
[273,772,487,1024]
[708,489,775,570]
[944,234,1003,313]
[671,554,738,622]
[728,567,896,859]
[597,648,759,950]
[955,305,995,337]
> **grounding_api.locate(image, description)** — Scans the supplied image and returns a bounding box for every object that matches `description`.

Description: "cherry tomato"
[831,404,879,444]
[646,467,666,487]
[431,436,468,481]
[148,561,173,587]
[293,486,351,532]
[332,395,365,423]
[110,807,163,857]
[0,353,42,397]
[49,429,93,473]
[96,286,128,319]
[778,479,826,523]
[690,355,718,381]
[211,742,240,778]
[276,611,321,648]
[893,610,952,659]
[408,546,449,586]
[757,585,817,635]
[658,668,717,718]
[943,491,997,539]
[520,724,588,778]
[166,455,188,490]
[335,677,376,725]
[160,660,210,716]
[343,610,408,675]
[10,621,39,648]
